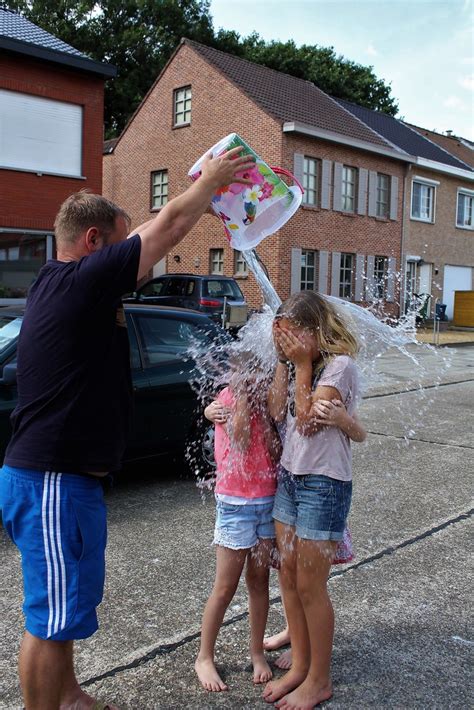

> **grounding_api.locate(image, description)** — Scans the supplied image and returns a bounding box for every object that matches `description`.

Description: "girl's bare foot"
[275,647,292,669]
[252,652,273,684]
[59,688,120,709]
[263,627,291,651]
[275,677,333,709]
[262,667,307,704]
[195,657,228,692]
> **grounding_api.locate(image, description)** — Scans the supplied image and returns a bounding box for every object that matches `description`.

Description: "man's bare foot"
[275,677,333,709]
[59,687,120,709]
[252,652,273,684]
[275,647,292,670]
[262,668,307,704]
[263,627,291,651]
[195,656,228,692]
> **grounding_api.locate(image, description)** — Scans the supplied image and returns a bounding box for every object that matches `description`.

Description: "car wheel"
[185,416,216,480]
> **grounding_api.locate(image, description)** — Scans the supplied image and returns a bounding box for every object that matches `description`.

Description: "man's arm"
[133,147,255,280]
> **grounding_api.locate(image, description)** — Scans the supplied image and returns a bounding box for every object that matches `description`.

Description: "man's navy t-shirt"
[4,235,141,474]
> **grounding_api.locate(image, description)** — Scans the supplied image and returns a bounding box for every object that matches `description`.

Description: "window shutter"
[390,176,399,220]
[386,256,397,302]
[366,255,375,299]
[321,160,332,210]
[368,171,377,217]
[457,194,463,225]
[354,254,365,301]
[333,163,343,212]
[290,247,302,294]
[293,154,304,191]
[331,252,341,296]
[318,251,329,294]
[357,169,368,215]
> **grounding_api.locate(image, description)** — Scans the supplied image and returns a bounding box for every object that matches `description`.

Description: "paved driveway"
[0,346,472,709]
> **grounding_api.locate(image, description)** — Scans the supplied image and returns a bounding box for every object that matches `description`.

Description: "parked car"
[0,305,229,473]
[124,273,248,329]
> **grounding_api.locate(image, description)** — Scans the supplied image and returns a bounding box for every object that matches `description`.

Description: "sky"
[209,0,474,141]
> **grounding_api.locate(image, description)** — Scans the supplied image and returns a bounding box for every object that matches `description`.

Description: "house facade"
[339,101,474,320]
[103,39,414,316]
[0,9,115,301]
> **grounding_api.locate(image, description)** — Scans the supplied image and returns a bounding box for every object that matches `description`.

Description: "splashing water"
[185,247,453,485]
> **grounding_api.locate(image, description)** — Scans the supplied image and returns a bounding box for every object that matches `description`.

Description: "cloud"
[443,95,466,109]
[458,74,474,90]
[365,43,377,57]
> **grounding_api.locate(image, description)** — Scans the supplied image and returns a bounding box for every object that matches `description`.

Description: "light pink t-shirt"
[214,387,277,499]
[280,355,360,481]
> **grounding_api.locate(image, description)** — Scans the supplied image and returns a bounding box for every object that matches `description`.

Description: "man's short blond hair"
[54,191,131,246]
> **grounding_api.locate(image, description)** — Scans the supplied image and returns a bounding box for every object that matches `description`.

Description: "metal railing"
[433,297,440,347]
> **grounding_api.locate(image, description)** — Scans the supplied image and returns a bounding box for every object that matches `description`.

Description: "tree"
[3,1,398,136]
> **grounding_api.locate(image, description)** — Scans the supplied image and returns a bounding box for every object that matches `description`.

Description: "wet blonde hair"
[276,291,359,366]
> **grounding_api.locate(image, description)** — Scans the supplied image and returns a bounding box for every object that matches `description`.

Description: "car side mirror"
[0,362,17,386]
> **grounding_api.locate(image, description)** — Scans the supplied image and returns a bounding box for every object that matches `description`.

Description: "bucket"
[188,133,303,250]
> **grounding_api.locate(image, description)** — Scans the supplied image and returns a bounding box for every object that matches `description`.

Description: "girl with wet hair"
[195,350,281,693]
[263,291,365,709]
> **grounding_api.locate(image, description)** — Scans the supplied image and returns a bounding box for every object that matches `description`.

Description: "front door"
[404,261,417,313]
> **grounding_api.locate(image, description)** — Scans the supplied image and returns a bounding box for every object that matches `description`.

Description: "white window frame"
[173,86,192,126]
[456,188,474,230]
[342,166,357,212]
[410,178,438,223]
[210,248,224,275]
[373,255,388,299]
[234,250,248,276]
[339,253,354,299]
[151,170,168,209]
[302,157,319,206]
[376,173,390,218]
[300,249,317,290]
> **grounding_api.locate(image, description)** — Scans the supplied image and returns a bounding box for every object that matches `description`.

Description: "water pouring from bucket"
[188,133,304,250]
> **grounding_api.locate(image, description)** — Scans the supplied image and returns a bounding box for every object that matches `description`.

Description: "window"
[204,279,244,299]
[456,191,474,229]
[339,253,354,298]
[342,166,357,212]
[151,170,168,209]
[0,232,49,298]
[301,250,317,290]
[376,174,390,218]
[134,314,212,366]
[411,181,435,222]
[303,157,319,206]
[0,89,82,177]
[173,86,192,126]
[373,256,388,299]
[234,251,248,276]
[209,249,224,275]
[140,279,166,297]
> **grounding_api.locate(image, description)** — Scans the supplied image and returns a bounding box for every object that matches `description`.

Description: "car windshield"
[0,316,22,355]
[203,280,243,299]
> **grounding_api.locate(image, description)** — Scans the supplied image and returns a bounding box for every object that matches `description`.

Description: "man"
[0,147,255,710]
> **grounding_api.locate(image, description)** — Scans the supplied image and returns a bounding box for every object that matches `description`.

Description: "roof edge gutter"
[283,121,415,164]
[415,157,474,181]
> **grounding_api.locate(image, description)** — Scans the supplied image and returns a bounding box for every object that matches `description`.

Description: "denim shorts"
[273,470,352,542]
[213,500,275,550]
[0,466,107,641]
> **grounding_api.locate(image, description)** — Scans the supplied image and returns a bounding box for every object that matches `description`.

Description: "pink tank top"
[214,387,277,499]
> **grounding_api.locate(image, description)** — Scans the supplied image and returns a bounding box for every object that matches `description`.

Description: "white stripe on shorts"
[42,471,67,638]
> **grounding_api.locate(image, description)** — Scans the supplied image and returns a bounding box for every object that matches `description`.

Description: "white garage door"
[443,265,472,319]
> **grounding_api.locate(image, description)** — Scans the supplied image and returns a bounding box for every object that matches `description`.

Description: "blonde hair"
[54,191,130,246]
[277,291,358,366]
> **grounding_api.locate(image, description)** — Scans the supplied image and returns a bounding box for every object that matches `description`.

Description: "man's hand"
[200,147,256,191]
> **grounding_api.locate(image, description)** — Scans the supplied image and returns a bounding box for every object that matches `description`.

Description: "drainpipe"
[400,163,411,316]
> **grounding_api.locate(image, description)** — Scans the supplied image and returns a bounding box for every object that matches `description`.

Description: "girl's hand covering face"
[275,326,314,365]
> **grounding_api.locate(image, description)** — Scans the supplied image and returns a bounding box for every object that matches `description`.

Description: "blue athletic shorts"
[0,465,107,641]
[273,470,352,542]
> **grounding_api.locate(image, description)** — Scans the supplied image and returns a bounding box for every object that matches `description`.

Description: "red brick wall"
[0,54,105,232]
[103,43,404,315]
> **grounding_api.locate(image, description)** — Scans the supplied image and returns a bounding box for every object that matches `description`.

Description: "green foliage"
[2,1,398,138]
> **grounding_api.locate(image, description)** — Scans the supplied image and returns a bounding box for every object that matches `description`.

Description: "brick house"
[104,39,416,316]
[339,101,474,320]
[0,8,115,301]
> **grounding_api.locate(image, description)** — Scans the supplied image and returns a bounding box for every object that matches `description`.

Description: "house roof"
[103,138,119,155]
[0,8,115,78]
[404,123,474,169]
[336,98,473,172]
[184,39,396,152]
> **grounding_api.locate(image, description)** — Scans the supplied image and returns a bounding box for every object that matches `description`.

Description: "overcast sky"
[209,0,474,141]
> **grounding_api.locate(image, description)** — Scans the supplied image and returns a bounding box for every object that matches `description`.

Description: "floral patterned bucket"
[188,133,304,250]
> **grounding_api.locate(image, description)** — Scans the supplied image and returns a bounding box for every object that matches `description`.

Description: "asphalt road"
[0,345,473,709]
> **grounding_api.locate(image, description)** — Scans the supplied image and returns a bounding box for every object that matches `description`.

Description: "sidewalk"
[416,327,474,346]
